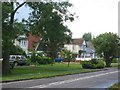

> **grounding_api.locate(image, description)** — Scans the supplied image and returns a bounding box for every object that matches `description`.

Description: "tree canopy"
[82,32,92,41]
[2,1,75,74]
[27,1,75,59]
[2,2,26,75]
[92,32,119,67]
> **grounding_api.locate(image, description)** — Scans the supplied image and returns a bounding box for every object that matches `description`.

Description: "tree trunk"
[68,61,70,67]
[105,58,112,67]
[51,51,56,66]
[2,53,11,75]
[2,2,26,75]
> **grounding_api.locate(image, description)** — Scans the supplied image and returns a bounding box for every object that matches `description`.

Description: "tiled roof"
[86,41,95,50]
[28,33,41,51]
[71,38,84,45]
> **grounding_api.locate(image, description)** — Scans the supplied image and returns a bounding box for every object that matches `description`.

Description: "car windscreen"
[10,56,16,59]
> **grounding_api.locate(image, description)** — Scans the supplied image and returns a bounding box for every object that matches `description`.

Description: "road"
[2,68,119,89]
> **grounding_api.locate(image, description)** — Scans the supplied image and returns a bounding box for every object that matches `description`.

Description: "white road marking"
[29,71,118,88]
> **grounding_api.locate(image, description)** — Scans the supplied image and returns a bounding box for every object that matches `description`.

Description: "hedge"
[36,56,53,64]
[81,59,105,69]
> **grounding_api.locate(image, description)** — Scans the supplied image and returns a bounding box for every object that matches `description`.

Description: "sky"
[15,0,119,38]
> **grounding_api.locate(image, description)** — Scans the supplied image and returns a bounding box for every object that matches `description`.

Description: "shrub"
[91,58,98,64]
[111,58,118,63]
[81,59,104,69]
[30,52,37,63]
[37,56,53,65]
[81,61,92,69]
[26,58,31,66]
[96,60,105,69]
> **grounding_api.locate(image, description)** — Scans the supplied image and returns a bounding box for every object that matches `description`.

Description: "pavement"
[1,68,119,89]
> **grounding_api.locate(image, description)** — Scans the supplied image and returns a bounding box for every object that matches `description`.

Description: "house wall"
[19,39,28,54]
[64,44,80,54]
[14,37,28,54]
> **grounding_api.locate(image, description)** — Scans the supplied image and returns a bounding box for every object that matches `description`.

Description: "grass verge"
[109,82,120,90]
[2,63,101,82]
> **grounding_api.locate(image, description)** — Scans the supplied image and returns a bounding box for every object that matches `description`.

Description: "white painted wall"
[14,35,28,54]
[64,44,80,54]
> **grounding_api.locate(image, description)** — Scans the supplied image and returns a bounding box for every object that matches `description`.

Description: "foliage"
[2,63,99,82]
[2,2,24,75]
[14,22,29,36]
[36,56,52,65]
[79,50,85,55]
[27,1,75,61]
[92,32,119,67]
[60,49,74,67]
[30,51,52,65]
[9,45,25,55]
[81,59,105,69]
[30,51,37,63]
[109,82,120,90]
[82,32,92,41]
[111,58,118,63]
[26,58,31,66]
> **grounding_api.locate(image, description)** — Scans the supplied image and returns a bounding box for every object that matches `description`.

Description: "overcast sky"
[15,0,119,38]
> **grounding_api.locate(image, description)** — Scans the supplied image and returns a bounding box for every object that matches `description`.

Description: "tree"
[2,2,26,75]
[14,22,29,35]
[92,32,119,67]
[27,1,75,65]
[82,32,92,41]
[60,49,73,67]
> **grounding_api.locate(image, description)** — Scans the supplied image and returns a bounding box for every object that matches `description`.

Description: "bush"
[111,58,118,63]
[81,61,93,69]
[96,60,105,69]
[81,59,104,69]
[26,58,31,66]
[91,58,98,64]
[37,56,53,65]
[30,52,37,63]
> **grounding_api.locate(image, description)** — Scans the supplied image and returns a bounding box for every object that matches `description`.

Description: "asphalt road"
[2,68,119,89]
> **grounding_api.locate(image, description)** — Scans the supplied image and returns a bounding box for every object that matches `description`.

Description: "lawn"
[2,62,118,82]
[111,63,118,67]
[109,82,120,90]
[2,62,98,82]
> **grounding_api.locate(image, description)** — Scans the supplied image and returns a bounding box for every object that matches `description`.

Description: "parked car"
[55,57,64,62]
[9,55,26,66]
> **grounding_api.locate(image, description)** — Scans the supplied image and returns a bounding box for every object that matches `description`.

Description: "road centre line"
[29,71,118,88]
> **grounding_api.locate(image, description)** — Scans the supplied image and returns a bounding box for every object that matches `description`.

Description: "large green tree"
[82,32,92,41]
[27,1,75,64]
[2,2,26,75]
[92,32,119,67]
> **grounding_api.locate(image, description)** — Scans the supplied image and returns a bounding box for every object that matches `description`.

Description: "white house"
[64,38,84,54]
[64,44,80,54]
[14,34,28,54]
[14,33,41,55]
[64,38,96,61]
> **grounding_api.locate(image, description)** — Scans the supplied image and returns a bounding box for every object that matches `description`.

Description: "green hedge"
[81,59,105,69]
[111,58,118,63]
[36,56,53,65]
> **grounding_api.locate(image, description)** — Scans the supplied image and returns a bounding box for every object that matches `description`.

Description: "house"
[79,41,96,61]
[64,38,84,55]
[14,34,28,54]
[28,33,41,51]
[64,38,96,61]
[14,33,41,55]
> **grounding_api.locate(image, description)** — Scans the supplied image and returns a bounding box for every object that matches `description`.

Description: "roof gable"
[71,38,84,45]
